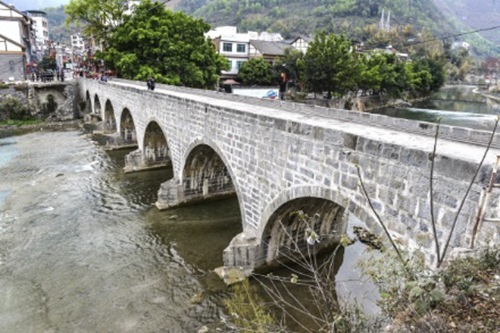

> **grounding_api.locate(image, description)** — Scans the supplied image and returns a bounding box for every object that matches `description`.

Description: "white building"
[290,36,311,54]
[205,26,285,77]
[71,33,85,51]
[124,0,141,15]
[0,1,36,81]
[24,10,48,59]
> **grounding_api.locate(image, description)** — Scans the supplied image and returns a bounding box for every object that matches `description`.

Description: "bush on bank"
[0,95,34,123]
[223,245,499,332]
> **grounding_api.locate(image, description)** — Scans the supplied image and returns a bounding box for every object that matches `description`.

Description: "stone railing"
[108,78,500,149]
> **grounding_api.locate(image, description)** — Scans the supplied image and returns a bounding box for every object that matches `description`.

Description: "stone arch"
[181,138,245,225]
[104,99,116,134]
[258,186,350,266]
[85,90,91,114]
[119,108,137,144]
[181,144,235,202]
[93,94,101,116]
[143,120,171,166]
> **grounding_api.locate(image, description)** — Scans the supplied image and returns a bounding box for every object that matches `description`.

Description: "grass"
[0,119,42,127]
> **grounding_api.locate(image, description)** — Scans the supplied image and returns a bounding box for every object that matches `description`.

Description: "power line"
[405,25,500,46]
[144,0,172,13]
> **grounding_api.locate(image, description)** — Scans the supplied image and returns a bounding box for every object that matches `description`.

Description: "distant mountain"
[173,0,499,56]
[7,0,69,11]
[431,0,500,46]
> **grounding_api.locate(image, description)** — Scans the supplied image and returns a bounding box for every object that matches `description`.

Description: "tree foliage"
[302,31,361,98]
[273,48,304,85]
[38,56,57,71]
[300,31,445,99]
[238,58,273,86]
[101,0,229,88]
[65,0,126,45]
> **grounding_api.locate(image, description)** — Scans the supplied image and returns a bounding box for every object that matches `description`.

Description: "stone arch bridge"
[78,78,500,274]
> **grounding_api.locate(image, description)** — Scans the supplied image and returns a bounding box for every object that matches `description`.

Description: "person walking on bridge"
[147,77,155,91]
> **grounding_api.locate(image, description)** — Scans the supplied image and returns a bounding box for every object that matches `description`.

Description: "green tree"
[357,53,383,95]
[376,53,408,98]
[65,0,125,45]
[273,48,304,87]
[102,0,229,88]
[38,56,57,71]
[301,31,360,98]
[408,57,445,97]
[237,58,273,86]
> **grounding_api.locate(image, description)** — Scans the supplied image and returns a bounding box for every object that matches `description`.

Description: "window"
[236,43,246,53]
[222,42,232,52]
[236,61,245,70]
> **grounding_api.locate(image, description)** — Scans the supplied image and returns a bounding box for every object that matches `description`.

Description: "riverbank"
[0,119,82,134]
[475,88,500,104]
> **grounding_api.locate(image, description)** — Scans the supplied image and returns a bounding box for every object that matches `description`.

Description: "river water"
[0,129,242,332]
[372,86,500,130]
[3,85,490,332]
[0,129,375,332]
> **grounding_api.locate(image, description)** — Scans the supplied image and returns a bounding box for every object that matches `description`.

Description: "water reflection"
[0,129,379,332]
[372,86,500,130]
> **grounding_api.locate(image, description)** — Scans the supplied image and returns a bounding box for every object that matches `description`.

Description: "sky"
[7,0,69,11]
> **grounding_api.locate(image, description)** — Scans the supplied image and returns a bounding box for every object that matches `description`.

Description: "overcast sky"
[8,0,69,11]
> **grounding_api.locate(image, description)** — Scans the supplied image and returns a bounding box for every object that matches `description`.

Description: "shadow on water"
[102,148,244,273]
[147,198,243,272]
[102,146,378,332]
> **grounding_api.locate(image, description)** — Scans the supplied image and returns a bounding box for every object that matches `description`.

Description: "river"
[0,129,375,332]
[372,85,500,130]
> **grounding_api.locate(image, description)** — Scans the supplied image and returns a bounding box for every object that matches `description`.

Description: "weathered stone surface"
[79,78,500,272]
[28,82,78,121]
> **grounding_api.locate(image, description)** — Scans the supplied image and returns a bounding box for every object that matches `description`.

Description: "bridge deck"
[108,79,500,164]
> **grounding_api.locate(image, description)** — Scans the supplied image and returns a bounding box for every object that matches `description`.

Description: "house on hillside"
[206,26,287,78]
[289,36,311,54]
[249,40,290,65]
[0,2,36,81]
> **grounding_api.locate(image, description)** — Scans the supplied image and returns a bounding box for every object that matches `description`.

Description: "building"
[206,26,254,77]
[206,26,287,78]
[249,40,290,64]
[0,1,36,81]
[289,36,311,54]
[24,10,48,60]
[124,0,141,15]
[71,33,85,52]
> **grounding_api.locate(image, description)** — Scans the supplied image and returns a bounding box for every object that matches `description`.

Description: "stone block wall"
[80,78,500,270]
[0,54,25,82]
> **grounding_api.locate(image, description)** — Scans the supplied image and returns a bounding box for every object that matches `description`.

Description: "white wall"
[0,20,22,44]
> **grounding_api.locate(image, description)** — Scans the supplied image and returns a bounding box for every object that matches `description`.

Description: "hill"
[173,0,499,56]
[177,0,448,38]
[432,0,500,47]
[41,0,499,57]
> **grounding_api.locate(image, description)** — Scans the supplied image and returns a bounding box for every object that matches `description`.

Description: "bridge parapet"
[113,78,500,149]
[80,78,500,274]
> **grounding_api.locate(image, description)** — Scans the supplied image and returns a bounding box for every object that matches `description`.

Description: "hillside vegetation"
[430,0,500,57]
[44,0,499,57]
[175,0,499,56]
[178,0,448,38]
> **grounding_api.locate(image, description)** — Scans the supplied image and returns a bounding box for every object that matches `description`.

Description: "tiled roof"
[249,40,291,56]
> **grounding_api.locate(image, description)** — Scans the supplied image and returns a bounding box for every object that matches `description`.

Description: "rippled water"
[0,129,377,333]
[0,130,243,332]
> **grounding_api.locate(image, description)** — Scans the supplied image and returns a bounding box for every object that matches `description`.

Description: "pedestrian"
[147,77,155,91]
[279,71,287,100]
